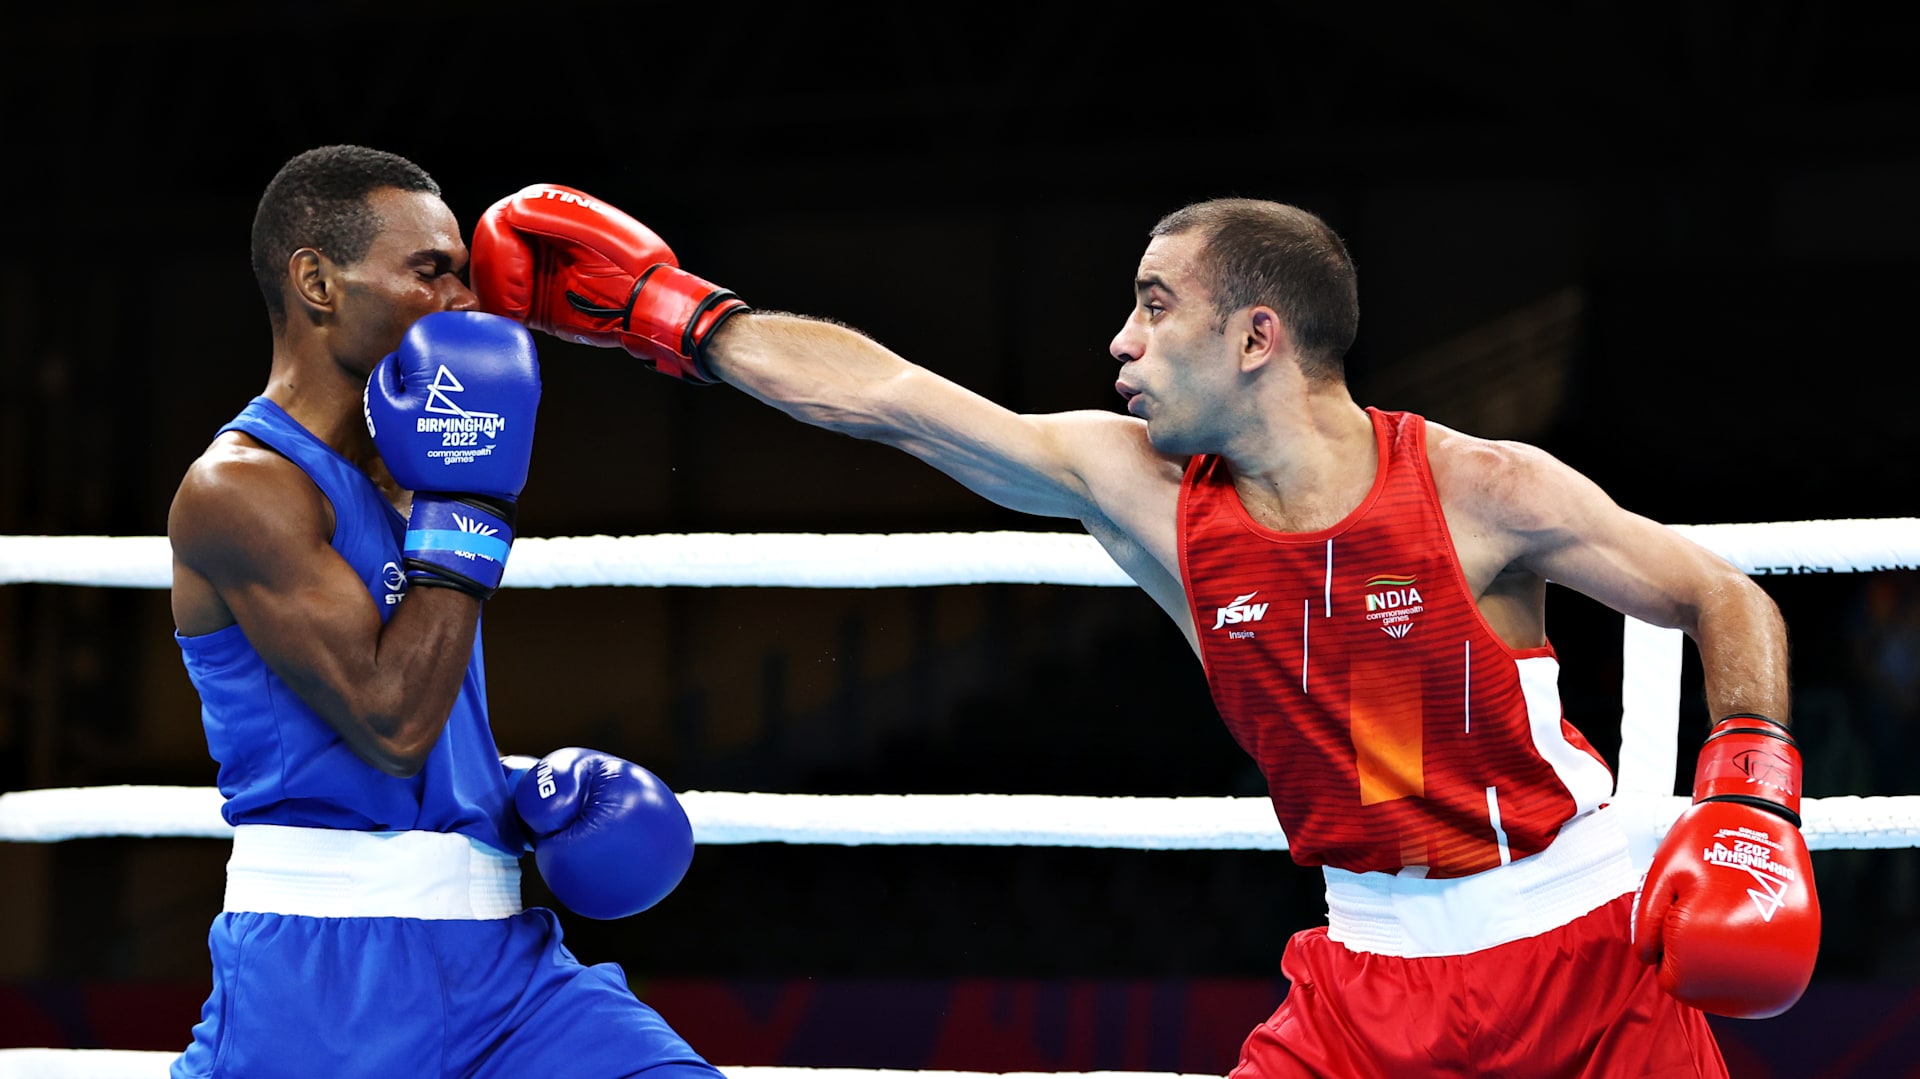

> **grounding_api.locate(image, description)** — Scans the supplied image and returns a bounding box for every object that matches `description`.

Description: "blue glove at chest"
[364,311,541,598]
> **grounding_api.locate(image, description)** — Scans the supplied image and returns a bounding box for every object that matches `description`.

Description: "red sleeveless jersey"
[1179,409,1614,878]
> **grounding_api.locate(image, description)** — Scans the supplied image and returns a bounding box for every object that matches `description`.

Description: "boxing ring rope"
[2,518,1918,1079]
[4,783,1918,851]
[8,520,1918,591]
[3,518,1917,810]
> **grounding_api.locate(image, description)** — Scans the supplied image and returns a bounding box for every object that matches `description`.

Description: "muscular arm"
[706,313,1196,631]
[1442,434,1790,723]
[469,188,1196,627]
[709,312,1116,518]
[169,441,480,776]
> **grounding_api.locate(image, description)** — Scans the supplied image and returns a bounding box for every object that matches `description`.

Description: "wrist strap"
[1693,713,1803,827]
[571,264,746,384]
[683,289,749,384]
[404,494,517,599]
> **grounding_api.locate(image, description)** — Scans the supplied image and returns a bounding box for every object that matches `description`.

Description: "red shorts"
[1231,892,1727,1079]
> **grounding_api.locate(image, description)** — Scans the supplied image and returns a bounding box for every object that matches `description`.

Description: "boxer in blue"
[165,145,716,1079]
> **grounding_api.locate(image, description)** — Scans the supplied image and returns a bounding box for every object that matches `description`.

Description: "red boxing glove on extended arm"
[470,184,747,384]
[1633,714,1821,1018]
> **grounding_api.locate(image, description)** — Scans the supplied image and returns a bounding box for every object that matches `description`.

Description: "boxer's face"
[328,187,479,375]
[1109,231,1240,455]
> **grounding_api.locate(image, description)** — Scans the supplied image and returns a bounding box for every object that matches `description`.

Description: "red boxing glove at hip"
[1632,714,1820,1019]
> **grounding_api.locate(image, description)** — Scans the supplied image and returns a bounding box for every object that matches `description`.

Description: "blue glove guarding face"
[364,311,540,598]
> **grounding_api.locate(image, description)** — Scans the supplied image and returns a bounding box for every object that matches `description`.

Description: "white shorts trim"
[1323,806,1637,958]
[224,824,523,920]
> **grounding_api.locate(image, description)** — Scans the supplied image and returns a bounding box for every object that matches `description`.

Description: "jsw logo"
[1213,592,1270,630]
[1366,587,1423,612]
[453,513,499,537]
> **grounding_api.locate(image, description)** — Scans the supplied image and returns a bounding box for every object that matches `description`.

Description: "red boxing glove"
[1633,714,1820,1019]
[470,184,747,383]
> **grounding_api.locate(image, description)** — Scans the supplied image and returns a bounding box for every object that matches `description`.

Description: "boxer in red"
[471,186,1820,1076]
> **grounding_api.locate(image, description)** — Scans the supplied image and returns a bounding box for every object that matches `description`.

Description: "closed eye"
[411,250,459,281]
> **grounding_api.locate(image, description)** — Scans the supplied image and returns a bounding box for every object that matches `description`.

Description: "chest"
[1182,444,1489,647]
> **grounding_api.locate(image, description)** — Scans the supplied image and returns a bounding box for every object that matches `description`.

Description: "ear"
[1238,306,1289,373]
[287,247,336,323]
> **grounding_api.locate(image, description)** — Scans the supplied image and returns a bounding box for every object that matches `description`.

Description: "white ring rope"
[4,519,1917,851]
[5,521,1919,1077]
[3,784,1918,851]
[2,519,1917,590]
[0,532,1137,590]
[4,519,1920,852]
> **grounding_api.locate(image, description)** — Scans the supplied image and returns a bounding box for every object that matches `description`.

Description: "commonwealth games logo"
[1362,573,1424,637]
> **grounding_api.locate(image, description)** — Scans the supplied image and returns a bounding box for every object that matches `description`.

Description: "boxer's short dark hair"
[1152,199,1359,383]
[251,145,441,326]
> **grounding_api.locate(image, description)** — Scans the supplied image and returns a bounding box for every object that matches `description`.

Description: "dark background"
[2,1,1918,1069]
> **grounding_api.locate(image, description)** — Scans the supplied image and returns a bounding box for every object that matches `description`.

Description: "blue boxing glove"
[364,311,540,599]
[513,747,695,920]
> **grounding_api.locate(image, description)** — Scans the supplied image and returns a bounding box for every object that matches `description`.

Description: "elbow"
[1688,565,1781,639]
[358,736,432,778]
[348,713,439,778]
[369,749,430,779]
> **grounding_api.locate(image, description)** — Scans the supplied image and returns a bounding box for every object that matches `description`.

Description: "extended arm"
[707,312,1125,521]
[467,184,1196,627]
[470,183,1117,520]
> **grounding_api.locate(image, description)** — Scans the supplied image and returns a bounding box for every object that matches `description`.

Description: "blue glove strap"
[404,494,516,598]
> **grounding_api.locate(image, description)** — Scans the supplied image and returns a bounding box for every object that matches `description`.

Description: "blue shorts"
[171,907,720,1079]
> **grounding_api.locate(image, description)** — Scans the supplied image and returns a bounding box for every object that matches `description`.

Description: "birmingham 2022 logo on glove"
[1703,825,1796,922]
[416,365,505,466]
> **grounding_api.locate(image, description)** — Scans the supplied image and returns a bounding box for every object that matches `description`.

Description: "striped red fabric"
[1178,409,1611,877]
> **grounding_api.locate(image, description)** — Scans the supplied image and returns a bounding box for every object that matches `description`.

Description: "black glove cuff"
[687,298,749,385]
[403,562,496,601]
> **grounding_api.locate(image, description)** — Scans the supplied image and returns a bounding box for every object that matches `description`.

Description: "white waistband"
[225,824,523,920]
[1322,807,1637,958]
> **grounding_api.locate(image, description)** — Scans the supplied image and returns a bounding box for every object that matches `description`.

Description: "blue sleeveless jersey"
[176,397,525,856]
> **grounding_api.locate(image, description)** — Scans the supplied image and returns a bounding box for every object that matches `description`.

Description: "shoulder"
[1035,409,1181,470]
[1037,409,1187,501]
[1033,408,1154,446]
[1423,420,1609,536]
[170,433,330,568]
[173,433,317,516]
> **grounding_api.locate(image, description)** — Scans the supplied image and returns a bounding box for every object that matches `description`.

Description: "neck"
[262,336,381,472]
[1219,379,1377,531]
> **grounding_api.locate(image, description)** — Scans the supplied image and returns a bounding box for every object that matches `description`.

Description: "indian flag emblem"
[1364,574,1424,614]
